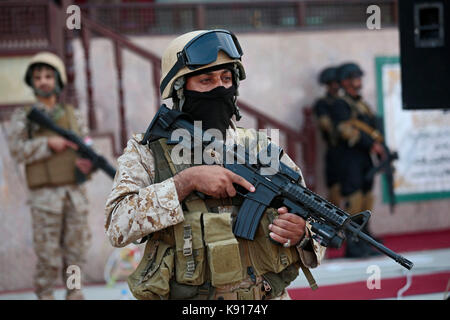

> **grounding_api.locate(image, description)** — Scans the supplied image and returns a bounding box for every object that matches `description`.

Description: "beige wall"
[0,56,35,105]
[1,27,449,291]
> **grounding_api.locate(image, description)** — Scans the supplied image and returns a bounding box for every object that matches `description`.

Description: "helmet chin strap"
[231,64,242,121]
[173,76,186,111]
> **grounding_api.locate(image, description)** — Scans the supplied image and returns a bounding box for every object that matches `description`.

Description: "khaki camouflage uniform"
[105,120,326,299]
[7,103,92,299]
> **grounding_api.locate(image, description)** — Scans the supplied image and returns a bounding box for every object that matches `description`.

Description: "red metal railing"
[0,0,76,117]
[80,16,161,153]
[0,0,317,189]
[79,0,398,36]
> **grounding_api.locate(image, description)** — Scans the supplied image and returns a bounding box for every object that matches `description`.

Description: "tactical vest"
[25,104,80,189]
[128,129,317,300]
[341,95,374,120]
[315,95,339,147]
[340,96,383,143]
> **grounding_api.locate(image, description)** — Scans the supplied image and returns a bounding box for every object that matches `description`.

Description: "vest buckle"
[183,224,193,256]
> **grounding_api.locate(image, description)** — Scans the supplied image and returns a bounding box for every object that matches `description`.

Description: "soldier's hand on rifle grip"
[47,136,78,153]
[268,206,307,247]
[75,158,94,175]
[174,165,255,201]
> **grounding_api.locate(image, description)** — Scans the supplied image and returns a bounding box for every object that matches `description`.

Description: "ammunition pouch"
[127,239,175,300]
[262,263,300,298]
[243,208,299,276]
[203,212,244,287]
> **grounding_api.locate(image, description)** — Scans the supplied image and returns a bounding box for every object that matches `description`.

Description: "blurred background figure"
[332,62,385,258]
[312,66,343,208]
[6,51,94,300]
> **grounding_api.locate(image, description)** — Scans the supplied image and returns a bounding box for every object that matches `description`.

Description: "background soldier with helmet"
[105,29,326,300]
[332,62,385,258]
[7,52,94,300]
[312,66,344,207]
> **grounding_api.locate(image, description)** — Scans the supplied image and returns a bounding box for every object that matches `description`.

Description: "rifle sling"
[345,119,384,143]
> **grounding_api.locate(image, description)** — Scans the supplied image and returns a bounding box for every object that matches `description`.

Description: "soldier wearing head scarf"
[105,30,326,300]
[7,52,93,299]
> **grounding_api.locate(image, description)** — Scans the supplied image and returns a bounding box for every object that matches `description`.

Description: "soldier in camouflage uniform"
[312,66,344,207]
[7,52,93,300]
[105,30,326,300]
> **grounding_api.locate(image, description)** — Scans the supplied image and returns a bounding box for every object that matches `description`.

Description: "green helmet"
[318,66,338,85]
[337,63,364,82]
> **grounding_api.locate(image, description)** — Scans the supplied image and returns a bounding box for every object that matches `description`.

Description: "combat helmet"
[24,51,67,90]
[337,63,364,82]
[160,29,246,100]
[318,66,338,85]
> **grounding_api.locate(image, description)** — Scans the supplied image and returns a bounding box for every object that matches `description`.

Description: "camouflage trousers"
[30,194,91,299]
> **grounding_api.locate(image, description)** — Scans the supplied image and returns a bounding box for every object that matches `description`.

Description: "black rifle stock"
[142,104,413,270]
[27,107,116,179]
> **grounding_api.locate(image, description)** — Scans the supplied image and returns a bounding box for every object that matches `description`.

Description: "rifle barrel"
[345,223,413,270]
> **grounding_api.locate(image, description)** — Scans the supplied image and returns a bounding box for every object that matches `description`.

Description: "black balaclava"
[183,84,237,139]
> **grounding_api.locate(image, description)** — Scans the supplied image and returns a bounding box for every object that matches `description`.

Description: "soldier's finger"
[277,206,288,214]
[269,232,288,245]
[272,217,298,232]
[66,140,79,150]
[229,172,255,192]
[277,211,305,225]
[226,183,237,197]
[220,190,229,199]
[269,223,297,240]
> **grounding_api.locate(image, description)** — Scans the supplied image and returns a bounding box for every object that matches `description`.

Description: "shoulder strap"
[300,265,318,291]
[340,95,359,119]
[341,95,373,118]
[64,104,81,136]
[347,119,384,143]
[24,106,33,139]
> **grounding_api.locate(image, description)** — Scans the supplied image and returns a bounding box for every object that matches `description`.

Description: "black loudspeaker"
[398,0,450,110]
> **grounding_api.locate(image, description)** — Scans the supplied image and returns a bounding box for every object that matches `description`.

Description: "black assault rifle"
[364,116,398,213]
[27,107,116,179]
[365,142,398,213]
[142,104,413,270]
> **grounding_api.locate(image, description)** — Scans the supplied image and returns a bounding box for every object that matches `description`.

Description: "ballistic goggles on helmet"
[160,29,243,95]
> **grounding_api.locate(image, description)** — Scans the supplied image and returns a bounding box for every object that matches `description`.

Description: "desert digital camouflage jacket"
[105,120,326,269]
[7,103,90,214]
